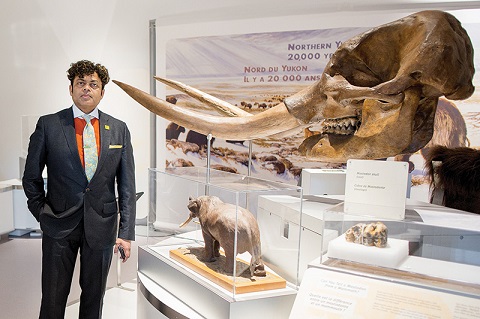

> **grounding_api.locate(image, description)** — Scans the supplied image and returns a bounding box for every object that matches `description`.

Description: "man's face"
[69,72,104,113]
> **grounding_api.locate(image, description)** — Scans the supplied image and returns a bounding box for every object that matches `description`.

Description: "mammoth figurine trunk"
[180,196,266,278]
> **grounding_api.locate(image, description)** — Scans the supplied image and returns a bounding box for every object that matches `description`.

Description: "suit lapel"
[97,111,111,173]
[60,108,84,174]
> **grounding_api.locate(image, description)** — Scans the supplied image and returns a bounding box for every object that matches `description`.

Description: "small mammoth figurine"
[345,221,388,248]
[180,195,267,278]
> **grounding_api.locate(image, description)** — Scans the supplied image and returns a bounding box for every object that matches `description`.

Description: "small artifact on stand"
[179,195,267,278]
[345,222,388,248]
[329,221,407,268]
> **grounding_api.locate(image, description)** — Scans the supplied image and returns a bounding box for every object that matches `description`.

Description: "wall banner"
[163,17,480,191]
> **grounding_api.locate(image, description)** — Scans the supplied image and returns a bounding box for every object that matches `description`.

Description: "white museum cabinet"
[137,167,480,318]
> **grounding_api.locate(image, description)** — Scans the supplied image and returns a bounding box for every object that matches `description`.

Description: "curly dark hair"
[67,60,110,89]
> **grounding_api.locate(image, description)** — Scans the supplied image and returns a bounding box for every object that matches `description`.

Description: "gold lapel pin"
[105,125,110,130]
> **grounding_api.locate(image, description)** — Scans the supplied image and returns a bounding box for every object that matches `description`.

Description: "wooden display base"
[170,247,286,294]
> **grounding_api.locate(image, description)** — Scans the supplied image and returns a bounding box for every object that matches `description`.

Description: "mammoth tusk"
[113,80,301,139]
[179,215,193,228]
[268,125,309,139]
[154,77,252,117]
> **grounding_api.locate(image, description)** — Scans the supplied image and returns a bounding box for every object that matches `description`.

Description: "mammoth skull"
[114,10,474,163]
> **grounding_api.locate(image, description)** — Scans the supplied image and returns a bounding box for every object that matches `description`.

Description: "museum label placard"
[343,159,409,220]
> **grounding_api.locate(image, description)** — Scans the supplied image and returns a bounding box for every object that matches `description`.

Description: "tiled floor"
[65,280,138,319]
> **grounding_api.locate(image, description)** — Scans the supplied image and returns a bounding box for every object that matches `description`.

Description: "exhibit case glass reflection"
[138,167,303,319]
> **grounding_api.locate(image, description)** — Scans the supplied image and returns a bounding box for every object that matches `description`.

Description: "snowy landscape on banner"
[164,24,480,189]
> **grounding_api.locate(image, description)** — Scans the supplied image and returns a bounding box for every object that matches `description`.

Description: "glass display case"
[287,199,480,318]
[138,167,480,319]
[138,167,303,319]
[314,200,480,299]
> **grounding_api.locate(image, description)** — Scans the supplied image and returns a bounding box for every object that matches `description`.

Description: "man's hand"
[115,238,132,263]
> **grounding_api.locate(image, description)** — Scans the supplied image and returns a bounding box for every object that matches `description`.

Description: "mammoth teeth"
[345,222,388,248]
[322,117,361,135]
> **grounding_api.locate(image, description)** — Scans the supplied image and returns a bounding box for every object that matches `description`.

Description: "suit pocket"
[103,200,118,217]
[105,148,122,166]
[42,199,83,219]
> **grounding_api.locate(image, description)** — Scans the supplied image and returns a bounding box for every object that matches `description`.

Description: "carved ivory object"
[345,222,388,248]
[114,10,474,163]
[180,196,267,278]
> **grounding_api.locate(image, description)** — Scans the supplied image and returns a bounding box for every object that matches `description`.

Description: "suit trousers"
[39,218,113,319]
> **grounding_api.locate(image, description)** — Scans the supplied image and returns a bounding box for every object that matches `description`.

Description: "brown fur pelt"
[424,146,480,214]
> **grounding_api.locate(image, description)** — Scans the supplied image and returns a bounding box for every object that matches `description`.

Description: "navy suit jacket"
[22,107,136,249]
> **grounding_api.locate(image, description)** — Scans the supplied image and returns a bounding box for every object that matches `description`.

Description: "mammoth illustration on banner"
[114,10,474,163]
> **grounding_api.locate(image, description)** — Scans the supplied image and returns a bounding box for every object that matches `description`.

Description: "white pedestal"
[0,184,14,235]
[301,169,346,196]
[13,187,39,230]
[137,245,297,319]
[257,195,339,283]
[327,234,409,268]
[0,179,39,231]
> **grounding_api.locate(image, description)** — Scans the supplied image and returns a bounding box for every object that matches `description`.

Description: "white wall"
[1,0,479,219]
[0,0,164,217]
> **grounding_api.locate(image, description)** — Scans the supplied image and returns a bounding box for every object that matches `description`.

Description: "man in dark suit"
[22,60,136,319]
